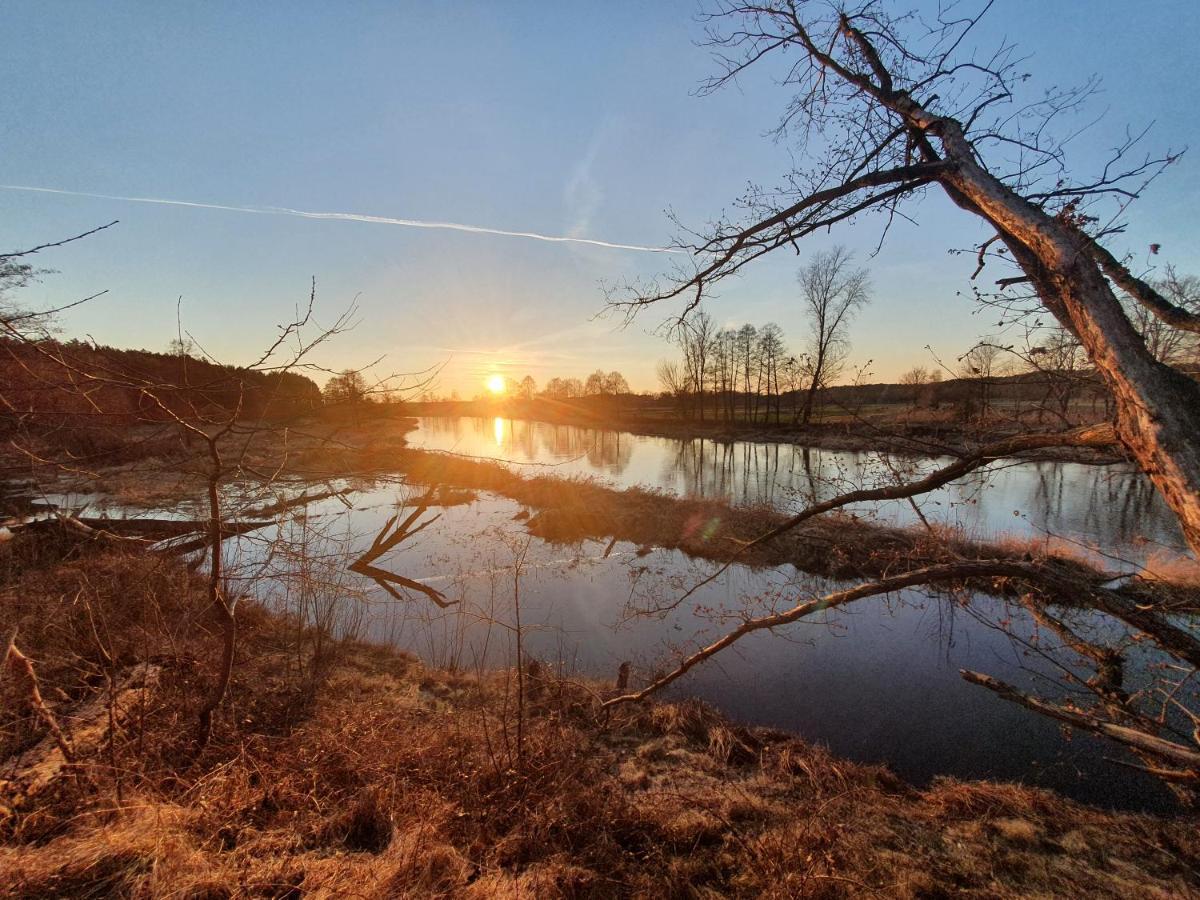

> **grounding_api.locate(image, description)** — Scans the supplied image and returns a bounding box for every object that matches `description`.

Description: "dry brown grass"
[3,540,1199,897]
[0,539,208,761]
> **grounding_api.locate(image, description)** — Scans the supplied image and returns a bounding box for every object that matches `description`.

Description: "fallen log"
[0,513,273,554]
[0,663,161,818]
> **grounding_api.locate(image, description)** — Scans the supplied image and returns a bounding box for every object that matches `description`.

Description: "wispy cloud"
[0,184,679,254]
[565,130,605,242]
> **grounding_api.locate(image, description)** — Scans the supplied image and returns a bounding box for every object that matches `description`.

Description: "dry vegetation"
[389,438,1196,612]
[2,534,1198,898]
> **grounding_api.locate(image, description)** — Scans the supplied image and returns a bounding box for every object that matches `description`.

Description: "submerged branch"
[603,561,1036,707]
[961,670,1200,770]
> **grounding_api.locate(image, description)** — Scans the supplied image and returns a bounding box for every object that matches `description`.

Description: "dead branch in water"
[960,670,1200,771]
[604,561,1021,707]
[349,486,451,608]
[671,422,1117,609]
[603,558,1200,795]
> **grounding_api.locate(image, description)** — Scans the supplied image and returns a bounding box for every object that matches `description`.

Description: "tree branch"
[961,670,1200,770]
[1092,242,1200,334]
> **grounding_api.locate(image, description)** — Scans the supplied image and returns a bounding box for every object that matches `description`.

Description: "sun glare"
[486,374,506,395]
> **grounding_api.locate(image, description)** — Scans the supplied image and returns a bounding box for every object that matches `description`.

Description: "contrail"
[0,184,680,253]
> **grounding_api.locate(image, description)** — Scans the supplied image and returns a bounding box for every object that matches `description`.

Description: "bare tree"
[610,1,1200,553]
[583,370,606,396]
[602,371,630,395]
[712,328,739,420]
[1023,327,1093,424]
[797,246,870,424]
[656,358,687,415]
[899,365,929,406]
[582,370,630,397]
[957,339,1007,421]
[603,0,1200,796]
[679,309,716,421]
[323,369,368,405]
[736,323,758,421]
[757,322,787,423]
[517,375,537,400]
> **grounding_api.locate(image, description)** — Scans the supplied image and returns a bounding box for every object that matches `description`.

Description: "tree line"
[447,370,633,402]
[657,246,871,424]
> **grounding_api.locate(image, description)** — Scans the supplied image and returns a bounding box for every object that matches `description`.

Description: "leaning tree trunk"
[819,14,1200,555]
[926,115,1200,554]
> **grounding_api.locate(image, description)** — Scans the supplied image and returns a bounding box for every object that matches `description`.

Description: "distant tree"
[736,323,757,420]
[899,366,929,407]
[657,359,686,413]
[712,328,739,420]
[323,369,368,406]
[603,371,630,395]
[797,246,871,424]
[680,309,715,420]
[583,369,630,396]
[756,322,787,423]
[781,355,807,421]
[1033,329,1091,423]
[517,375,537,400]
[1127,266,1200,366]
[925,369,943,408]
[958,340,1007,420]
[168,337,195,357]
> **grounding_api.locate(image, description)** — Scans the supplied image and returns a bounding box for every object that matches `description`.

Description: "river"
[232,417,1195,812]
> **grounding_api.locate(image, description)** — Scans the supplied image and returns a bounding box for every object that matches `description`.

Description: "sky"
[4,1,1200,396]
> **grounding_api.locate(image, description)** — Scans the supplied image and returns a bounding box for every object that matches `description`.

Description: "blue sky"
[4,1,1199,394]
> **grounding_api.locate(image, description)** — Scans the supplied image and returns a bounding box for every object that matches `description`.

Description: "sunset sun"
[485,374,506,395]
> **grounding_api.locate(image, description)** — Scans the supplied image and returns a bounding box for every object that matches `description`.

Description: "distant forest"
[0,339,321,461]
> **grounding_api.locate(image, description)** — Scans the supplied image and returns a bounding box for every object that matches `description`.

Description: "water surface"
[408,416,1188,570]
[214,416,1198,812]
[56,416,1189,811]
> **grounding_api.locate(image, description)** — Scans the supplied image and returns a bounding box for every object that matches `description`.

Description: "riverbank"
[392,442,1197,613]
[407,399,1124,464]
[2,543,1197,897]
[12,413,1191,606]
